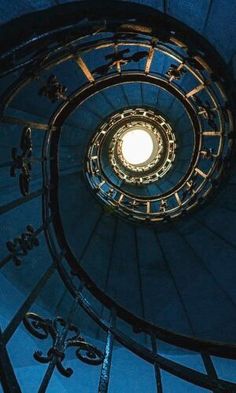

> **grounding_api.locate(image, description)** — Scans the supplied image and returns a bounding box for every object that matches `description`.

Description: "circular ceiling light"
[121,129,154,165]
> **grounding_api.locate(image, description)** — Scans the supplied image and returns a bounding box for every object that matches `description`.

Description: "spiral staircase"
[0,1,236,392]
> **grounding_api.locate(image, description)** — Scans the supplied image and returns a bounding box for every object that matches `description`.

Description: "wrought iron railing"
[0,2,235,392]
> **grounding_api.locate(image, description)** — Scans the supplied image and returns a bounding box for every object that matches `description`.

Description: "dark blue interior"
[0,1,236,392]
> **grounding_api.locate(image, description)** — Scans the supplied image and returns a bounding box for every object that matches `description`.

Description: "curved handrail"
[51,256,236,391]
[29,3,235,360]
[0,0,235,380]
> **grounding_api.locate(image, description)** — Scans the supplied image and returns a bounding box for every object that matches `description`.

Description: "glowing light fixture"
[121,129,154,165]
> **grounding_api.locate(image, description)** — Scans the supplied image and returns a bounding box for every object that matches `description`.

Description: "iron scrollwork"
[94,49,148,76]
[6,225,39,266]
[195,98,218,130]
[181,180,197,201]
[201,147,215,160]
[23,312,103,377]
[38,74,67,103]
[10,126,32,196]
[166,63,186,81]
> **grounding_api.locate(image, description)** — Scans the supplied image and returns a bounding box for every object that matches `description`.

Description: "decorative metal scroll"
[181,183,196,201]
[195,98,218,130]
[10,127,32,196]
[166,63,186,81]
[0,5,235,393]
[6,225,39,266]
[94,49,148,75]
[201,147,215,160]
[38,75,67,103]
[23,312,103,378]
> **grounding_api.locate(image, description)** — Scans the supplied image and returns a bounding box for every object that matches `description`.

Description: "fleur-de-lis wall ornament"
[6,225,39,266]
[181,180,197,201]
[166,63,186,81]
[38,74,67,103]
[23,312,104,379]
[195,98,218,130]
[94,49,148,76]
[10,126,32,196]
[201,147,215,160]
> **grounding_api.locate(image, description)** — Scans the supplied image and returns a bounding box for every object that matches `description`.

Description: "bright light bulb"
[121,129,153,165]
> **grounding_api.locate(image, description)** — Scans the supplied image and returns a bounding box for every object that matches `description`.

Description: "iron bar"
[74,56,95,82]
[49,159,236,359]
[174,192,182,206]
[202,353,218,379]
[98,310,115,393]
[195,167,208,178]
[54,250,236,360]
[0,116,52,131]
[151,334,163,393]
[38,359,57,393]
[113,327,236,392]
[0,328,22,393]
[145,46,155,74]
[202,131,222,137]
[52,261,236,391]
[166,224,234,393]
[201,353,219,393]
[0,188,44,215]
[98,329,114,393]
[186,83,207,98]
[2,263,55,344]
[0,255,12,270]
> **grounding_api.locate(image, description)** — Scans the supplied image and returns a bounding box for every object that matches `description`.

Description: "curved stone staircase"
[0,1,236,392]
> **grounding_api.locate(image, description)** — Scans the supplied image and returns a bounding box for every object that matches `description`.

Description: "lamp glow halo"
[106,108,177,185]
[121,128,155,165]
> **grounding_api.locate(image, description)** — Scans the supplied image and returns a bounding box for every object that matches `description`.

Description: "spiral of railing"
[0,2,235,393]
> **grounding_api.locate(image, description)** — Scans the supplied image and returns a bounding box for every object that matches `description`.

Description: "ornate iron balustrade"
[23,301,103,393]
[0,2,235,393]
